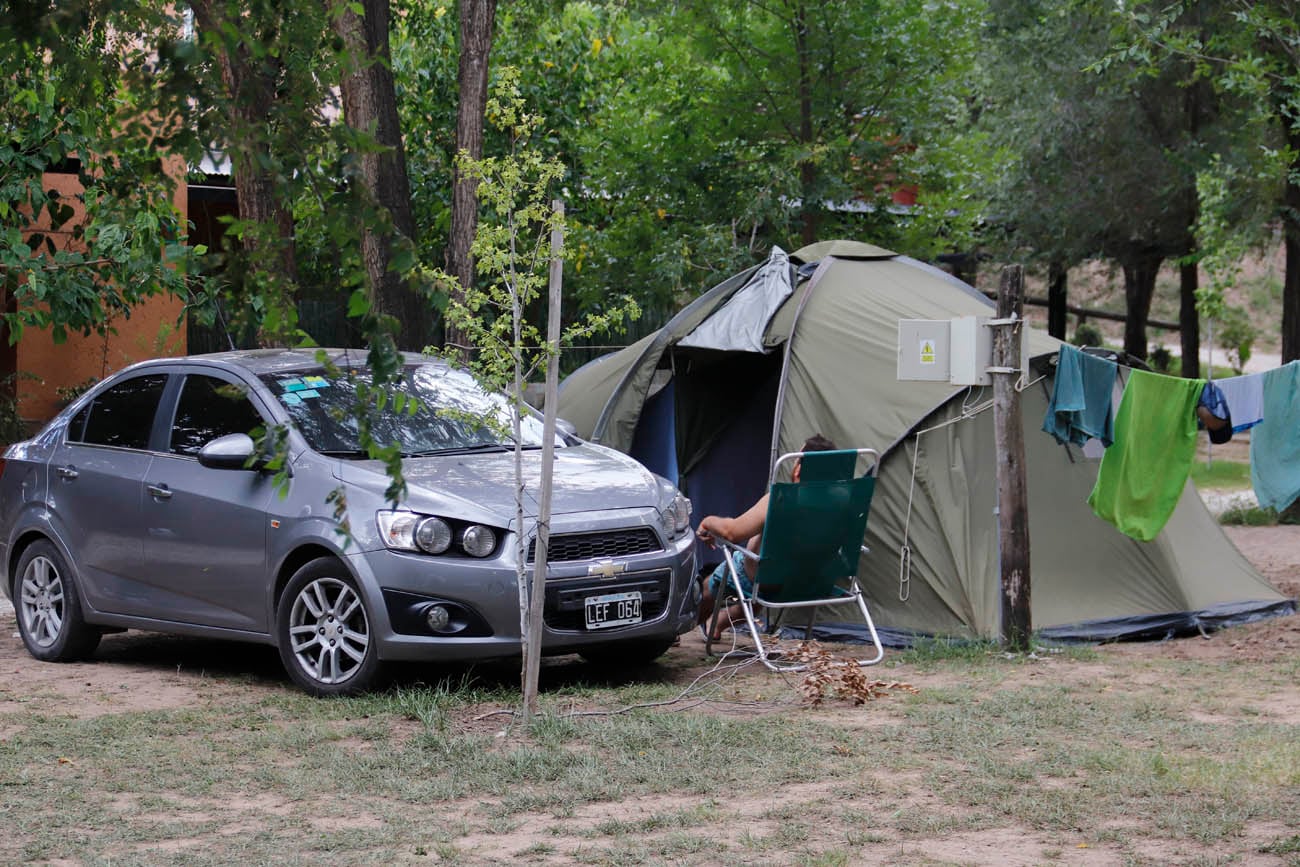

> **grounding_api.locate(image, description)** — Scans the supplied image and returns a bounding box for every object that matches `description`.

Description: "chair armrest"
[716,539,761,562]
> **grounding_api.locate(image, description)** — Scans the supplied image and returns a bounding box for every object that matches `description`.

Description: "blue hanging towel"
[1250,361,1300,512]
[1215,372,1265,432]
[1042,344,1117,447]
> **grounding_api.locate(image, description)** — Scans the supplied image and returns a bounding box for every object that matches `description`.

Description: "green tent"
[558,241,1294,642]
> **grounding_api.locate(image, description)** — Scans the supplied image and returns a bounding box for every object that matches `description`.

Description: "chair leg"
[803,608,817,641]
[704,550,758,659]
[851,584,884,667]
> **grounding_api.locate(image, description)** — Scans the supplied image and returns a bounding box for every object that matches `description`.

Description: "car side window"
[170,374,266,457]
[68,374,168,450]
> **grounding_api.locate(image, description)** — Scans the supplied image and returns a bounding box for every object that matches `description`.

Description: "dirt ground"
[1,525,1297,865]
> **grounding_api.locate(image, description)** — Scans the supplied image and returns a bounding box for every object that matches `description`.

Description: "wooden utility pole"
[522,200,564,718]
[993,265,1032,651]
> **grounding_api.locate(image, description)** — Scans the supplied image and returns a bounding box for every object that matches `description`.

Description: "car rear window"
[69,374,168,450]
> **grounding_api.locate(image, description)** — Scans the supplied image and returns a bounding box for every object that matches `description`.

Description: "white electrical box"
[898,316,1025,384]
[897,319,950,382]
[950,315,993,386]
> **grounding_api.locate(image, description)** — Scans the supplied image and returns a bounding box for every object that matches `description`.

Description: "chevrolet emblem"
[587,559,627,579]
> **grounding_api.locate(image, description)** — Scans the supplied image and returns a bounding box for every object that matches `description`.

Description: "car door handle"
[146,483,173,500]
[56,465,79,480]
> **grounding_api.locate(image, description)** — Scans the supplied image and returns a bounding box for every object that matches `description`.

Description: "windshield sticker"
[279,378,309,392]
[297,389,321,399]
[281,392,303,406]
[303,375,329,389]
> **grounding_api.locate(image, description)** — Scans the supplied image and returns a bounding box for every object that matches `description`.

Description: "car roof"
[131,348,447,378]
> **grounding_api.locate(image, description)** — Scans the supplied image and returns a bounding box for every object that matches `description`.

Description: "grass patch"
[1219,505,1282,526]
[1190,458,1252,490]
[894,636,1097,668]
[0,644,1295,864]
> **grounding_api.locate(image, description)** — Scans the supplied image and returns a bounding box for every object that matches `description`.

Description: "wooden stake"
[994,265,1032,651]
[522,200,564,717]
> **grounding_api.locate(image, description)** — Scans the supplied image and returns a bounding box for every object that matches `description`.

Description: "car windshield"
[260,364,558,456]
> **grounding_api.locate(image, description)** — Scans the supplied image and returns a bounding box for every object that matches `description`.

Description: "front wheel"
[276,560,381,696]
[14,539,101,662]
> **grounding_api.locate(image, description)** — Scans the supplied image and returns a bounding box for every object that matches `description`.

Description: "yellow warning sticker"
[920,339,936,365]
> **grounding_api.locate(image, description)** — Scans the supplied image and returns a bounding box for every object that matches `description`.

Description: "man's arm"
[696,493,769,545]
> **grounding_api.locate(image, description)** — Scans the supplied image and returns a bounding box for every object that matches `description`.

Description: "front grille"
[544,571,671,631]
[528,528,661,563]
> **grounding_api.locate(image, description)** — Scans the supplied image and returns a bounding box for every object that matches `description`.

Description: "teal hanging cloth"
[1087,370,1204,542]
[1042,344,1117,446]
[1250,361,1300,512]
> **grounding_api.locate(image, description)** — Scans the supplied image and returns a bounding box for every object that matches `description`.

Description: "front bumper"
[350,528,698,662]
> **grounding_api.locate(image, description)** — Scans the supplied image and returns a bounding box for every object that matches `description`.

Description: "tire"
[13,539,102,662]
[276,559,381,697]
[580,637,675,668]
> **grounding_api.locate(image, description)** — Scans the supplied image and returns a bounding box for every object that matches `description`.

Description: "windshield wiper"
[315,449,372,459]
[404,443,511,457]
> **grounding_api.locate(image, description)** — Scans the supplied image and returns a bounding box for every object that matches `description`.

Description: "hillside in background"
[977,238,1287,374]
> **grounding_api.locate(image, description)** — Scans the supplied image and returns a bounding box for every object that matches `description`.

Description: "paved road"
[1152,342,1281,375]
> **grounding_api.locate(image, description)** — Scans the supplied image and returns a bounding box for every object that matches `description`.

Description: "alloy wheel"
[287,576,371,686]
[20,555,65,648]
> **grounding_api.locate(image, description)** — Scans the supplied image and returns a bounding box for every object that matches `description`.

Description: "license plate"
[584,591,642,629]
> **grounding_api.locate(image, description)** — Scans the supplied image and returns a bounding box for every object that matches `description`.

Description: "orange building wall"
[14,165,189,424]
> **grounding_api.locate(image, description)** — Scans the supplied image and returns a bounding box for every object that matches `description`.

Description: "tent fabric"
[678,246,793,353]
[556,241,1294,642]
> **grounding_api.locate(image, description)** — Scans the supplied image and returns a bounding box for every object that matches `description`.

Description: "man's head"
[793,433,837,481]
[802,433,836,453]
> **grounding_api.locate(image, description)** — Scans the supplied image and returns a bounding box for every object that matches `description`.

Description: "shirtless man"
[695,434,836,639]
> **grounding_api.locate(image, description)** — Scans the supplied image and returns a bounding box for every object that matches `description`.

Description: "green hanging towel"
[1087,369,1205,542]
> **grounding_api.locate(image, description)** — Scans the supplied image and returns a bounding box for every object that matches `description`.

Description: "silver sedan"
[0,349,699,695]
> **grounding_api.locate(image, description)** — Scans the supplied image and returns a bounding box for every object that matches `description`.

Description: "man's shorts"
[708,550,754,599]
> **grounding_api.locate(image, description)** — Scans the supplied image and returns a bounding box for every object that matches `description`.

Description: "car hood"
[333,444,662,524]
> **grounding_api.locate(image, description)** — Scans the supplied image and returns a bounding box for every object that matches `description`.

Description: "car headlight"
[659,491,692,540]
[461,524,497,558]
[377,511,500,558]
[415,517,452,554]
[378,511,421,551]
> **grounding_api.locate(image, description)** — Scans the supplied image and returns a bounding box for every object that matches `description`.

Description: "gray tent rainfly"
[557,241,1295,644]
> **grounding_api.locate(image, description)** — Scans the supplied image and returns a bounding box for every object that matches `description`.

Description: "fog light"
[425,604,452,633]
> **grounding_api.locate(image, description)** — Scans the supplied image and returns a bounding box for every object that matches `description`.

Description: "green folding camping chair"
[704,447,884,671]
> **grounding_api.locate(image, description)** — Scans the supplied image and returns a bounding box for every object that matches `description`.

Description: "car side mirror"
[555,418,582,445]
[197,433,260,471]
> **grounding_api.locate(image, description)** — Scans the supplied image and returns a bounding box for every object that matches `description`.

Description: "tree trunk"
[190,0,298,345]
[1121,252,1162,361]
[1179,259,1200,377]
[332,0,431,351]
[1282,128,1300,364]
[794,0,819,246]
[1047,260,1068,340]
[445,0,498,361]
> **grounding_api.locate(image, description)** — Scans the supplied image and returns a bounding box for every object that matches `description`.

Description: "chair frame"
[703,447,884,671]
